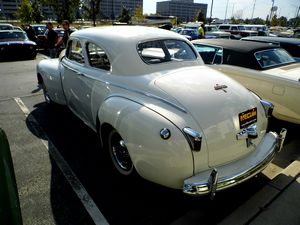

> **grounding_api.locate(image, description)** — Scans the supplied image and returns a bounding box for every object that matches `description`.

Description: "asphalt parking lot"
[1,53,300,225]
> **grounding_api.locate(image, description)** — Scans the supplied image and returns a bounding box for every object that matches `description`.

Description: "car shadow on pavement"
[25,102,276,225]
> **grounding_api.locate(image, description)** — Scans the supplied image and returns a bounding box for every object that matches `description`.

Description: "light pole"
[209,0,214,25]
[224,0,229,23]
[269,0,275,21]
[251,0,256,20]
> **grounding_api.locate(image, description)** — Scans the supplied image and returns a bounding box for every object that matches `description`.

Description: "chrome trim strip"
[106,82,187,113]
[183,128,287,196]
[62,62,187,113]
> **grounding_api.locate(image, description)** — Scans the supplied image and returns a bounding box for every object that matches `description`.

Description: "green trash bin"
[0,128,23,225]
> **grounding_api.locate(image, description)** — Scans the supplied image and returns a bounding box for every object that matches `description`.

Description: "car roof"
[73,26,187,43]
[242,36,300,45]
[71,26,200,76]
[192,39,278,53]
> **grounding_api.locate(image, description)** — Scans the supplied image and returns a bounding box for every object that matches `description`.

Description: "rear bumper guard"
[183,128,287,196]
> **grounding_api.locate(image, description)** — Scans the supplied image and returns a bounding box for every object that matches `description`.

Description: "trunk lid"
[155,66,266,169]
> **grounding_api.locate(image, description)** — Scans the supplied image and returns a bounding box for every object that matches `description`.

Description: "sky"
[143,0,300,20]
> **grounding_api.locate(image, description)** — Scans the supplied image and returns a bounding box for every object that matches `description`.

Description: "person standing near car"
[46,22,58,58]
[198,23,205,39]
[25,25,37,42]
[55,20,73,49]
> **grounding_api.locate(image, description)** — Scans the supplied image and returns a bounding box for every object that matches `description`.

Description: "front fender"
[98,97,194,189]
[37,59,66,105]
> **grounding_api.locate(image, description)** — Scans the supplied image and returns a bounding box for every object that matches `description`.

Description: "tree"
[194,10,205,23]
[132,5,144,23]
[277,16,287,27]
[45,0,80,22]
[118,6,131,24]
[15,0,33,24]
[270,14,278,26]
[288,17,300,28]
[31,0,44,23]
[81,0,101,26]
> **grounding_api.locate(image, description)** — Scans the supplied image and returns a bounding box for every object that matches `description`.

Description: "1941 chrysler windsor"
[36,26,286,197]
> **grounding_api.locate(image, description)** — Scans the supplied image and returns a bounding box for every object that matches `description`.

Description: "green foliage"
[15,0,33,24]
[118,6,131,24]
[31,0,44,23]
[81,0,101,26]
[288,17,300,28]
[230,17,243,24]
[194,10,205,23]
[271,14,278,26]
[132,5,144,23]
[277,16,288,27]
[45,0,80,22]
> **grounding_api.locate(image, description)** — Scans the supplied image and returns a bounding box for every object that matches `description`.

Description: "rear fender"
[98,96,194,189]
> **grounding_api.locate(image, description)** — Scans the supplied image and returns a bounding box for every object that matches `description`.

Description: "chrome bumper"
[183,128,287,197]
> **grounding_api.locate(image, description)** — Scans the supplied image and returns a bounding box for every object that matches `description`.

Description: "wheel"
[108,129,133,176]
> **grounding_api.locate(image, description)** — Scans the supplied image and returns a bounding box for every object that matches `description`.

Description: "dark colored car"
[0,23,14,30]
[0,30,37,60]
[192,39,295,70]
[241,36,300,61]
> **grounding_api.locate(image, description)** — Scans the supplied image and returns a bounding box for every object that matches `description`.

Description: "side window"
[87,43,110,71]
[231,26,238,31]
[212,48,223,64]
[66,40,85,64]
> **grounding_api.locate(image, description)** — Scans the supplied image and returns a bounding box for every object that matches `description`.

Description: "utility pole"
[269,0,275,21]
[224,0,229,23]
[209,0,214,25]
[251,0,256,20]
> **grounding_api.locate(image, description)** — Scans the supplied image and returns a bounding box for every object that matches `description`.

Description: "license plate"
[239,108,257,129]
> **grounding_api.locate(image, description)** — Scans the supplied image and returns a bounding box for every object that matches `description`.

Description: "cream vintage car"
[36,26,286,197]
[193,39,300,124]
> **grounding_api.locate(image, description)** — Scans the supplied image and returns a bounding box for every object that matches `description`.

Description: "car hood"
[154,66,267,168]
[264,63,300,82]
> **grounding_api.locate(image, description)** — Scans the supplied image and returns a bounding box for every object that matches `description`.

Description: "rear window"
[219,26,230,30]
[255,48,295,69]
[138,39,197,64]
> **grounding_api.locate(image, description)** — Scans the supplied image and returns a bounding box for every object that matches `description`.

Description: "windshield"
[255,48,296,69]
[138,39,197,64]
[0,31,27,42]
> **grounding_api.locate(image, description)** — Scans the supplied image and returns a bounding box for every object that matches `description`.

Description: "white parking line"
[13,97,109,225]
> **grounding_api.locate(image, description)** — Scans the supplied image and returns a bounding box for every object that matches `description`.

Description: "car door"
[61,38,92,125]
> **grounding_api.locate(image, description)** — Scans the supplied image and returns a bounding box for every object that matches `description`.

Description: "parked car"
[183,22,230,39]
[243,24,269,36]
[0,30,37,60]
[32,24,47,48]
[241,36,300,61]
[37,26,286,196]
[204,25,231,39]
[0,23,14,30]
[192,38,300,124]
[218,24,258,39]
[179,28,199,40]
